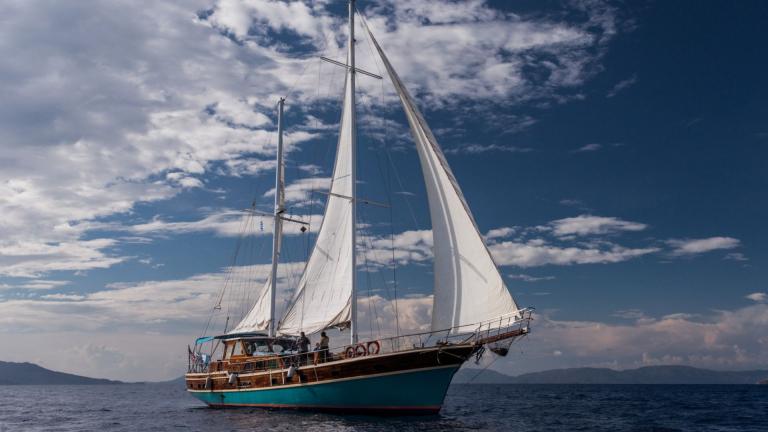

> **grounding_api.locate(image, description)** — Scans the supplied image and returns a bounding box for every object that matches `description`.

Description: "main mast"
[269,97,286,338]
[348,0,358,345]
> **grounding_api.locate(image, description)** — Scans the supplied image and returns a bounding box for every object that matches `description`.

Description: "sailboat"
[185,0,533,414]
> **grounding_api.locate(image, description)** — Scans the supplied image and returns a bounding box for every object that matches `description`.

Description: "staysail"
[361,18,520,331]
[277,72,356,336]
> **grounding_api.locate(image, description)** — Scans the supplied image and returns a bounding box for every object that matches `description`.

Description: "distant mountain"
[453,365,768,385]
[0,361,123,385]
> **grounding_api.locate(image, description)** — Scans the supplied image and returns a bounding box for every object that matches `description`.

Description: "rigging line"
[201,206,252,337]
[468,353,502,384]
[369,128,403,338]
[357,207,381,338]
[358,206,398,341]
[282,25,331,102]
[385,149,419,228]
[356,8,421,229]
[355,38,402,338]
[368,26,401,338]
[242,215,269,323]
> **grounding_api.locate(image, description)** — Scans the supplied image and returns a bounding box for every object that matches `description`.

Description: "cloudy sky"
[1,0,766,381]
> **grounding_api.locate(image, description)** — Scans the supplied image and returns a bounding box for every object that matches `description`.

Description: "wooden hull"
[186,344,474,414]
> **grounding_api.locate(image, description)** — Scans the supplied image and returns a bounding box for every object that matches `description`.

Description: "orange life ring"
[354,343,367,357]
[345,346,355,358]
[367,340,380,355]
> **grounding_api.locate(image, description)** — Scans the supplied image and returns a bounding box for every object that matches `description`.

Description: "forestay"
[361,17,520,331]
[277,73,356,336]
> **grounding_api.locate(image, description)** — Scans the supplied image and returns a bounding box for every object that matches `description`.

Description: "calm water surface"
[0,383,766,431]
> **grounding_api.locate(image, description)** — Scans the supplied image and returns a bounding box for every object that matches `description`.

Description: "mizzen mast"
[268,97,286,338]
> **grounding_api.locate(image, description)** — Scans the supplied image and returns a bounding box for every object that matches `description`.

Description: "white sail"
[277,74,356,336]
[228,267,277,334]
[361,19,520,331]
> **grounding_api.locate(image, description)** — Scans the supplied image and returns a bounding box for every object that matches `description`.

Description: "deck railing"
[370,307,534,356]
[187,308,533,374]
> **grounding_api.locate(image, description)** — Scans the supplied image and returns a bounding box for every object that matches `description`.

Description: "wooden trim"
[187,364,458,393]
[186,344,473,393]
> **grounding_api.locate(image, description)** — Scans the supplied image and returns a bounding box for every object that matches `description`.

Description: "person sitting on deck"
[298,332,310,365]
[319,331,330,363]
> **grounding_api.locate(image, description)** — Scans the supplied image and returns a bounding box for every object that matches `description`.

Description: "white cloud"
[444,144,533,155]
[490,239,658,268]
[746,292,767,303]
[361,230,434,267]
[548,215,647,237]
[264,177,331,204]
[0,0,621,280]
[514,303,768,373]
[574,143,602,152]
[0,280,71,291]
[0,262,306,334]
[0,239,125,278]
[127,211,259,237]
[360,220,657,269]
[355,294,433,339]
[40,293,86,301]
[667,237,740,256]
[508,273,555,283]
[166,172,204,189]
[724,252,748,262]
[606,74,638,98]
[486,227,516,241]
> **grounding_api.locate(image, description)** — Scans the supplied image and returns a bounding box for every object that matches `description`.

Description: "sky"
[0,0,766,382]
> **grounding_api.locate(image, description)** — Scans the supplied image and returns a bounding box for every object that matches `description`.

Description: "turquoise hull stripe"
[188,366,458,410]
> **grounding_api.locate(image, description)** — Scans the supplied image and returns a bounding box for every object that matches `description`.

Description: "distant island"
[453,365,768,385]
[4,360,767,386]
[0,361,123,385]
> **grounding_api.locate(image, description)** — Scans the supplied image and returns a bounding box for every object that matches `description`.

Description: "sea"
[0,383,766,432]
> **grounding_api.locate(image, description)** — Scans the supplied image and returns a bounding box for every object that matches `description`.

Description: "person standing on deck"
[319,331,330,362]
[298,332,310,365]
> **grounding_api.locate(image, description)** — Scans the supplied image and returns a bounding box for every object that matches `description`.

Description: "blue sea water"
[0,383,766,431]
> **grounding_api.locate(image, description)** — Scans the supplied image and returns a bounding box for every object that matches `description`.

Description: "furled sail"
[277,74,355,336]
[361,18,520,331]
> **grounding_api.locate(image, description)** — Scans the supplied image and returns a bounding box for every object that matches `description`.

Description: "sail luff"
[360,16,520,331]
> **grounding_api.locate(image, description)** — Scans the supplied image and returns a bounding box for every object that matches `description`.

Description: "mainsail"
[361,17,520,331]
[277,68,356,337]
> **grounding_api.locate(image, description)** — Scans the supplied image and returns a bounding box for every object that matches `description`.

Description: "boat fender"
[287,365,296,378]
[227,373,238,385]
[205,376,212,389]
[345,346,355,358]
[367,340,380,355]
[355,343,367,357]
